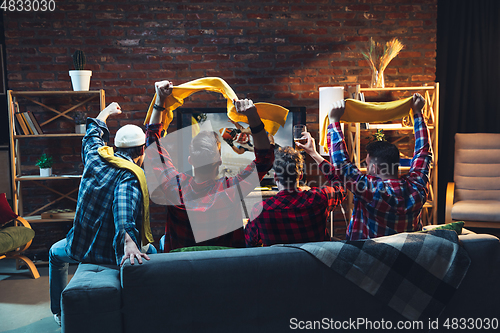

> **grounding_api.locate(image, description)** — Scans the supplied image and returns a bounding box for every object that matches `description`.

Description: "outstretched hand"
[295,131,325,165]
[329,99,345,123]
[234,98,269,149]
[155,80,173,105]
[234,98,256,113]
[411,93,425,115]
[234,98,260,124]
[97,102,122,123]
[120,233,150,266]
[295,131,316,155]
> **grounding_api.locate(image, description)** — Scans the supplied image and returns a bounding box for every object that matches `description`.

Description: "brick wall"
[3,0,437,250]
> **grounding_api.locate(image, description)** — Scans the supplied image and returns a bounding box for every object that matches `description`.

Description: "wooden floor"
[0,259,77,333]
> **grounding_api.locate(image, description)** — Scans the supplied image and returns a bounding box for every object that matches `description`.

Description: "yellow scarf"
[319,96,413,151]
[143,77,289,136]
[97,146,153,245]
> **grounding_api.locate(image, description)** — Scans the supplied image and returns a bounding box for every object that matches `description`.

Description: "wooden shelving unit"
[344,83,439,226]
[7,90,105,222]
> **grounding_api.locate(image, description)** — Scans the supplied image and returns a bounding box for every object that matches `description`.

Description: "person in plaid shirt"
[328,93,431,240]
[49,102,154,326]
[245,132,346,247]
[145,80,274,252]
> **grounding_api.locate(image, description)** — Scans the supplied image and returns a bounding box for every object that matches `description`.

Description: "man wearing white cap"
[48,102,155,326]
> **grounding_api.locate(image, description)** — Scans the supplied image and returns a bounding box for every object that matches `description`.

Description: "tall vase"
[371,69,385,88]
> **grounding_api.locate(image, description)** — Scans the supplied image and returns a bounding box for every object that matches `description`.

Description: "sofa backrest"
[454,133,500,201]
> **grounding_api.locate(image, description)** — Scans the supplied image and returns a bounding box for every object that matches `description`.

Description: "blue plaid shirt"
[65,118,142,265]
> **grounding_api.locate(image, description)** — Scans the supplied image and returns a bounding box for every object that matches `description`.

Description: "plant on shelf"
[36,153,54,177]
[73,111,87,134]
[371,129,386,142]
[73,111,87,124]
[73,50,86,70]
[69,50,92,91]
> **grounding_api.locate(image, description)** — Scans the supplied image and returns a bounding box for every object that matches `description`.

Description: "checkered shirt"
[66,118,142,265]
[145,123,274,252]
[328,112,432,240]
[245,161,346,247]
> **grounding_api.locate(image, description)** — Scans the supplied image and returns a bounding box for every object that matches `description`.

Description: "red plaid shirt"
[245,161,345,247]
[328,112,432,240]
[145,123,274,252]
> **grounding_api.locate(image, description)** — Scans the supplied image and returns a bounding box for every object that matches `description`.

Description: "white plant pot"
[69,70,92,91]
[40,168,52,177]
[75,124,86,134]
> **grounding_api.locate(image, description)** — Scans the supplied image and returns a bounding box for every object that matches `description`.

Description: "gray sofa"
[61,230,500,333]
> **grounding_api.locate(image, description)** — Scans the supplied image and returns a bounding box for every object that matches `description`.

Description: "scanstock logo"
[143,120,263,243]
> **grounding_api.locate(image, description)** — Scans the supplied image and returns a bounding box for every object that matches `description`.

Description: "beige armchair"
[446,133,500,228]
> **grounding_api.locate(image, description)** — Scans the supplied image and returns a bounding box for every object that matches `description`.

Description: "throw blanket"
[143,77,289,136]
[98,146,154,245]
[319,96,413,151]
[277,230,470,320]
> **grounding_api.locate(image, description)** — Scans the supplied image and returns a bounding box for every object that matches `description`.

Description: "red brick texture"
[4,0,437,244]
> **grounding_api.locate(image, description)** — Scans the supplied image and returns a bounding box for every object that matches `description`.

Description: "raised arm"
[234,99,270,150]
[296,131,346,202]
[83,102,122,164]
[96,102,122,124]
[226,99,274,196]
[327,100,375,202]
[144,80,184,205]
[295,131,325,165]
[408,93,432,187]
[327,99,355,174]
[149,80,174,125]
[297,131,337,182]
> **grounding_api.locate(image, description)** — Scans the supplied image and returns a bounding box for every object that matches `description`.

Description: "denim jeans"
[48,238,79,315]
[145,243,157,254]
[159,235,165,252]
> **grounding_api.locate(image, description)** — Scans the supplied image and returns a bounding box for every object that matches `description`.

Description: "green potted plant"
[36,153,54,177]
[73,111,87,134]
[371,129,386,142]
[69,50,92,91]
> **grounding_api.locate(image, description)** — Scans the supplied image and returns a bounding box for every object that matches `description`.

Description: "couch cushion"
[451,200,500,222]
[0,226,35,254]
[61,264,121,333]
[423,223,475,235]
[421,221,464,234]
